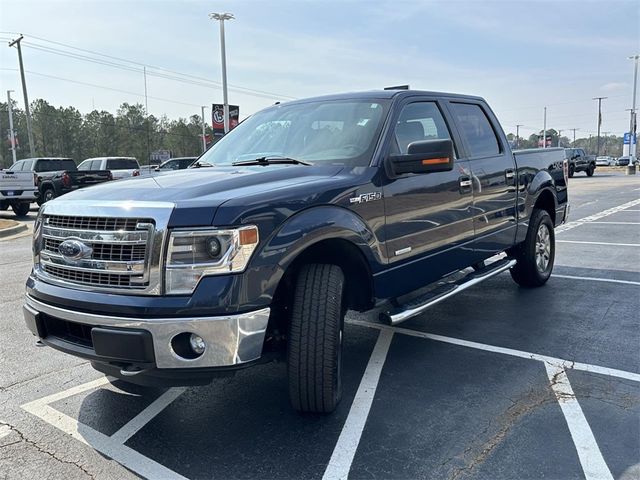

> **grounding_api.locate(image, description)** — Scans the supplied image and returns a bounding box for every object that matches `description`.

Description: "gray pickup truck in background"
[565,148,595,177]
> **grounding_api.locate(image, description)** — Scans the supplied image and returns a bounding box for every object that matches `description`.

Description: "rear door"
[447,101,517,254]
[381,98,475,292]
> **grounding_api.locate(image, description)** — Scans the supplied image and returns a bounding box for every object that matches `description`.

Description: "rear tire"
[568,164,575,178]
[11,202,30,217]
[287,264,345,413]
[586,164,595,177]
[510,208,555,287]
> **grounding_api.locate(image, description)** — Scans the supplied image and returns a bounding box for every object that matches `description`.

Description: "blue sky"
[0,0,638,140]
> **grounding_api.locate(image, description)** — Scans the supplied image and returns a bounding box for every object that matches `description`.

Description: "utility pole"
[201,106,208,153]
[8,35,35,157]
[209,12,234,134]
[627,54,638,174]
[542,107,547,148]
[570,128,579,146]
[143,66,149,113]
[6,90,17,164]
[557,129,563,147]
[593,96,607,159]
[515,124,523,149]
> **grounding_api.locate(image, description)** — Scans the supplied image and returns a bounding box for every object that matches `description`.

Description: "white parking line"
[347,319,640,383]
[0,424,12,440]
[556,198,640,234]
[21,378,189,480]
[552,274,640,286]
[557,240,640,247]
[323,329,394,480]
[545,365,614,480]
[111,387,186,443]
[587,221,640,225]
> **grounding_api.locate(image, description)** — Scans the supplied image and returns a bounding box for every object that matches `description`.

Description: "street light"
[209,12,234,134]
[627,54,638,175]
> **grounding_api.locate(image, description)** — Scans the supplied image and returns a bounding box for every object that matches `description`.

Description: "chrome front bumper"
[24,295,270,369]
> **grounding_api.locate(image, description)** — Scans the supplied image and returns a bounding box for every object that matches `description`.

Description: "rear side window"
[34,159,77,172]
[393,102,453,154]
[106,158,138,169]
[450,103,501,158]
[78,160,91,170]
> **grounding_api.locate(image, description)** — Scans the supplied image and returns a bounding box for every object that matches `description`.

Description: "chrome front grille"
[37,214,154,291]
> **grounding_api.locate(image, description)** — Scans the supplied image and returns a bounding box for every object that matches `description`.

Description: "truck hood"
[51,165,344,226]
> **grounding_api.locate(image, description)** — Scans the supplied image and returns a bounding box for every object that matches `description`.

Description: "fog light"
[189,334,206,354]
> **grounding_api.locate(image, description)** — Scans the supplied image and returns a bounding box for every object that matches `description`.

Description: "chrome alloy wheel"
[535,223,551,272]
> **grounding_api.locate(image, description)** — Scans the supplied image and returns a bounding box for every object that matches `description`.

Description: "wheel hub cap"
[535,224,551,272]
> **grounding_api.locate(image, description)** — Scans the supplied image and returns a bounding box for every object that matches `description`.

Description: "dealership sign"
[212,104,239,136]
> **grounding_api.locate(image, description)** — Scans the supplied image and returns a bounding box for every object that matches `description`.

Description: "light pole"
[627,54,638,174]
[570,128,579,146]
[593,96,607,159]
[201,106,208,153]
[209,12,234,134]
[8,35,35,157]
[542,107,547,148]
[557,129,563,147]
[6,90,17,164]
[515,124,523,149]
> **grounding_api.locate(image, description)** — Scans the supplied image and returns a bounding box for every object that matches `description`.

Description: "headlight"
[164,225,259,294]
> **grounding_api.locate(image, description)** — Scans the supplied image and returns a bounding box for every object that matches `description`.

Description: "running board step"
[380,258,517,325]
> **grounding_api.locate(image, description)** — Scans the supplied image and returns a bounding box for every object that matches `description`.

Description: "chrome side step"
[380,258,517,325]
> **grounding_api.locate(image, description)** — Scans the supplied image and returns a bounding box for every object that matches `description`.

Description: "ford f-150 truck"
[24,90,568,413]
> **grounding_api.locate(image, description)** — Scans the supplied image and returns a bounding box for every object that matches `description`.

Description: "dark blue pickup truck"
[24,89,568,412]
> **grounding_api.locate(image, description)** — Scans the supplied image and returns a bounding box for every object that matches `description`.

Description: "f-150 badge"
[350,192,382,204]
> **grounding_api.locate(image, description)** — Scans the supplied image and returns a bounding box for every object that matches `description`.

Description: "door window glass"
[450,103,501,158]
[393,102,453,154]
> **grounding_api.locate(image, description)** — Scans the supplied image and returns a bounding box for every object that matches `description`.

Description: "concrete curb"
[0,222,28,238]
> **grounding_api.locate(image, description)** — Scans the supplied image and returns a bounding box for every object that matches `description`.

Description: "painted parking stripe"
[556,198,640,234]
[111,387,186,443]
[0,424,12,440]
[22,379,189,480]
[557,240,640,247]
[347,319,640,383]
[323,329,394,480]
[545,365,614,480]
[552,274,640,286]
[587,221,640,225]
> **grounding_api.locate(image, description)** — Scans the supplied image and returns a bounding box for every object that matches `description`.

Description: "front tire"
[586,164,595,177]
[510,208,555,287]
[287,264,345,413]
[11,202,30,217]
[42,188,56,203]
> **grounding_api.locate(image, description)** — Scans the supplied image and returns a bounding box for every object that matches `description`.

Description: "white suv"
[79,157,140,180]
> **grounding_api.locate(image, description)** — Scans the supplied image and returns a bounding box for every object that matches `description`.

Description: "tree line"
[0,98,626,168]
[0,99,215,168]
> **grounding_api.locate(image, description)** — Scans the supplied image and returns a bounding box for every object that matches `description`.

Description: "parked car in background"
[156,157,197,171]
[615,156,630,166]
[79,157,140,179]
[564,148,595,177]
[17,157,113,204]
[595,156,613,166]
[0,163,38,217]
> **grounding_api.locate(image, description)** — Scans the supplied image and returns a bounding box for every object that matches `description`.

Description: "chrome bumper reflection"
[25,295,270,369]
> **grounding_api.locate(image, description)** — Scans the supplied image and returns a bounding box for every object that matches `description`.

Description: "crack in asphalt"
[0,422,95,479]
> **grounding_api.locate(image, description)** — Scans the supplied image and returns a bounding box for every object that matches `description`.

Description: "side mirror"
[388,139,454,175]
[154,166,161,171]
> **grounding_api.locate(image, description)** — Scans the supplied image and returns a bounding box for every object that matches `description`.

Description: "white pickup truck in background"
[0,168,37,217]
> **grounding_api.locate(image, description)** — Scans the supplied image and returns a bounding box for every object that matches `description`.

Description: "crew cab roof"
[280,89,486,106]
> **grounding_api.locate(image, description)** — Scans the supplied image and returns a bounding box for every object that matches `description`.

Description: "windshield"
[196,99,390,167]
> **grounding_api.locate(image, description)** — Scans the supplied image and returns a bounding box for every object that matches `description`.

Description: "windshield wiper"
[231,156,313,167]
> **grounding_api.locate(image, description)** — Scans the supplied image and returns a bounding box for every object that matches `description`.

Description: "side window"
[393,102,453,155]
[22,160,33,171]
[89,160,99,170]
[10,161,23,171]
[78,161,90,170]
[450,103,501,158]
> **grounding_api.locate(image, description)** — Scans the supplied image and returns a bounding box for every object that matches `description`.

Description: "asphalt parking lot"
[1,173,638,480]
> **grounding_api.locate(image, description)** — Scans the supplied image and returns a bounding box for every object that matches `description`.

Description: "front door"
[379,99,475,297]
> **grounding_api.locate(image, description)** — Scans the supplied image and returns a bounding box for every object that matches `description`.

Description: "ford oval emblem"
[58,239,92,260]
